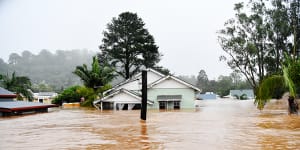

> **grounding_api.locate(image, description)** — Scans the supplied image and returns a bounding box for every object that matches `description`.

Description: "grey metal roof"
[0,99,14,102]
[0,101,55,109]
[0,87,15,95]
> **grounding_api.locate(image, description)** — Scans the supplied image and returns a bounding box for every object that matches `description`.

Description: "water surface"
[1,99,300,150]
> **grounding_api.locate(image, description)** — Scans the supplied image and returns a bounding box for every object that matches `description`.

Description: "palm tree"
[255,56,299,114]
[73,56,115,91]
[0,72,33,101]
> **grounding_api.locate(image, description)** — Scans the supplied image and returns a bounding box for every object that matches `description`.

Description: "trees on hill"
[99,12,161,79]
[0,49,95,92]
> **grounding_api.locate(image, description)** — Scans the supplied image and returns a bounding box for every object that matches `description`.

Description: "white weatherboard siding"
[94,68,200,110]
[113,70,164,92]
[115,80,140,92]
[145,70,164,84]
[152,78,189,89]
[148,88,196,109]
[102,92,141,104]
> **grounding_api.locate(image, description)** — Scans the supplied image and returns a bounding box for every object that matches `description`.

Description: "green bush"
[52,84,112,107]
[52,86,81,105]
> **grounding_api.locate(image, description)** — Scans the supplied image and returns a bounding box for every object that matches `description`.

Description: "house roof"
[104,68,166,95]
[95,88,154,104]
[0,87,17,98]
[149,75,202,92]
[37,92,58,96]
[133,68,165,79]
[0,101,57,112]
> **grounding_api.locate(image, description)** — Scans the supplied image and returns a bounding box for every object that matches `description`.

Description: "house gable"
[102,91,141,103]
[151,77,189,88]
[149,75,201,92]
[97,89,153,104]
[133,68,165,84]
[114,80,140,92]
[105,68,166,94]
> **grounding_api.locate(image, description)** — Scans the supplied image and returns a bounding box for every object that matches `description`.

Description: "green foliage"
[0,72,33,101]
[218,0,300,90]
[181,69,251,96]
[196,70,209,93]
[76,86,97,107]
[99,12,161,79]
[218,0,268,90]
[152,66,171,76]
[52,86,82,105]
[73,56,115,90]
[32,83,54,92]
[52,84,112,107]
[283,66,296,97]
[255,75,286,110]
[216,75,234,97]
[240,94,248,100]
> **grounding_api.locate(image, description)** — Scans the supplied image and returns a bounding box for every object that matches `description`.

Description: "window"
[159,101,166,109]
[174,101,180,109]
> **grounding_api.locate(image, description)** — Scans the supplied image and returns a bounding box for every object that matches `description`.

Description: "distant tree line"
[178,69,251,97]
[0,49,95,92]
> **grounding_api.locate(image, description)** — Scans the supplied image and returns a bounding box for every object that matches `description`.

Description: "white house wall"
[104,92,141,104]
[152,78,189,89]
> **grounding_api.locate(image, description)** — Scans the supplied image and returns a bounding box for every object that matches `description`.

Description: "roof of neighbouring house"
[0,87,17,98]
[0,101,57,112]
[0,88,58,113]
[36,92,58,97]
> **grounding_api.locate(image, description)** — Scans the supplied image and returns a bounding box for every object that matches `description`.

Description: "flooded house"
[197,92,217,100]
[94,68,201,110]
[33,92,58,104]
[0,87,57,116]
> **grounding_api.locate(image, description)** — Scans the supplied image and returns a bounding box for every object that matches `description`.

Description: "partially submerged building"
[94,68,201,110]
[197,92,217,100]
[0,87,57,116]
[33,92,58,103]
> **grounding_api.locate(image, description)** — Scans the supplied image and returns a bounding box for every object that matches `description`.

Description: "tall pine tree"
[99,12,161,79]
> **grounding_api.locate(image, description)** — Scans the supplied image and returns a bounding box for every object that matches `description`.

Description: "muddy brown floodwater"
[1,99,300,150]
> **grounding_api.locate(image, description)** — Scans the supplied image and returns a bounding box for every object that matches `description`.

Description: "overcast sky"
[0,0,243,79]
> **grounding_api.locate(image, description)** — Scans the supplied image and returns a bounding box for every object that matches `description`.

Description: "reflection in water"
[1,99,300,149]
[140,120,151,149]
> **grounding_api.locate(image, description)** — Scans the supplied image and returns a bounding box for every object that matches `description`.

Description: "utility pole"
[140,70,147,121]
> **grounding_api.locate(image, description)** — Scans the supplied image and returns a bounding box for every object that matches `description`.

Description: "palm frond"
[283,66,296,97]
[255,75,285,110]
